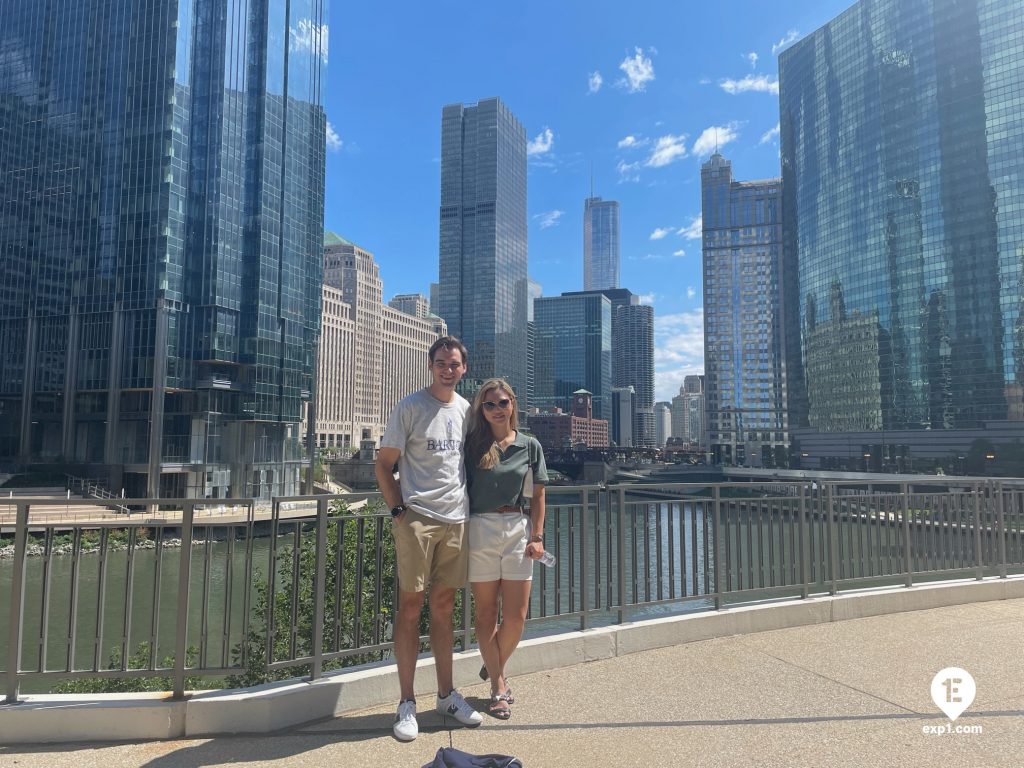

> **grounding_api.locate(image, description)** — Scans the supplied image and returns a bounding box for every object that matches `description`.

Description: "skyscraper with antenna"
[583,186,620,291]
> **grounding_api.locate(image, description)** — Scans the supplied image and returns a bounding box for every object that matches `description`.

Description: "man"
[376,336,483,741]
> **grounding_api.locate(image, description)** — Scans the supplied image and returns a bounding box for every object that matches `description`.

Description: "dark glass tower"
[0,0,327,498]
[561,289,653,445]
[583,197,620,291]
[533,293,612,420]
[701,154,787,467]
[438,98,529,406]
[780,0,1024,465]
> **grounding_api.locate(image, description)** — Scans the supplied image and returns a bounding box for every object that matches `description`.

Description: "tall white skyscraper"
[438,98,528,406]
[324,233,383,443]
[313,234,448,451]
[702,154,786,467]
[654,402,673,447]
[583,196,620,291]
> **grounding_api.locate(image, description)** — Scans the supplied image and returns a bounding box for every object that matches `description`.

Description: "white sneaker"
[393,699,418,741]
[436,689,483,726]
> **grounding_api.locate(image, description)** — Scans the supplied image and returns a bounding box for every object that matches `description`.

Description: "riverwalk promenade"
[1,590,1021,767]
[0,493,362,527]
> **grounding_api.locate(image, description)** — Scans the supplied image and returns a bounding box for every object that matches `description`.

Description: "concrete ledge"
[0,692,186,742]
[3,574,1022,744]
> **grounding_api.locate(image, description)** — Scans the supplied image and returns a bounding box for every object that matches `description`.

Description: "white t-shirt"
[380,389,470,523]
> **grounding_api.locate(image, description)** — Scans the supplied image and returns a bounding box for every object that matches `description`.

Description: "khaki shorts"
[468,512,534,582]
[391,508,468,592]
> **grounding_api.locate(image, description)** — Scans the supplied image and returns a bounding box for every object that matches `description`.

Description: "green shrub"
[52,642,210,694]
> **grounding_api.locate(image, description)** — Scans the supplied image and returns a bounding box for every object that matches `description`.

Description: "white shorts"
[468,513,534,582]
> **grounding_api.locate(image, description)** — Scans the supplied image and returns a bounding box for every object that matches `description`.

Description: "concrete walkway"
[1,598,1021,767]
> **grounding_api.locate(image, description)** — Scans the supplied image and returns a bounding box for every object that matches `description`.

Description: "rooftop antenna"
[590,161,594,199]
[715,128,719,154]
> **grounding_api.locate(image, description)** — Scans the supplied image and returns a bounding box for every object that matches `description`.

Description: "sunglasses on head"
[482,398,513,411]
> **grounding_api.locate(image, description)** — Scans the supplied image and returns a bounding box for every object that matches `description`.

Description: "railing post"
[5,502,29,704]
[311,496,328,681]
[972,481,984,581]
[712,486,722,610]
[799,484,809,600]
[579,488,589,631]
[616,486,626,624]
[995,480,1007,579]
[172,500,195,700]
[901,482,913,588]
[826,483,838,595]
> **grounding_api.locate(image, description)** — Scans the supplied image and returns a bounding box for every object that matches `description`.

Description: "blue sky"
[322,1,853,401]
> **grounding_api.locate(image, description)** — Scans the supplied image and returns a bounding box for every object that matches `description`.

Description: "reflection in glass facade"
[0,0,327,498]
[702,154,788,467]
[583,197,620,291]
[438,98,529,407]
[781,0,1024,458]
[563,288,654,444]
[533,293,612,420]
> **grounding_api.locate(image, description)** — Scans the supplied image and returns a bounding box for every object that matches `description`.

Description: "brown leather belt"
[495,505,524,513]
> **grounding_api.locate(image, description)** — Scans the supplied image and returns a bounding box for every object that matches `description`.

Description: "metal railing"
[2,478,1022,703]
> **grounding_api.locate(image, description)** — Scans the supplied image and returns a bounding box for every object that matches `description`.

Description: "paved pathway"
[1,599,1021,767]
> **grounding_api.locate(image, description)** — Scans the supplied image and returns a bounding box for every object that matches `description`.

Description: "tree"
[229,498,417,686]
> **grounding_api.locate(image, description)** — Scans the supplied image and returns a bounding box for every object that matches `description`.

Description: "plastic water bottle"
[538,550,556,568]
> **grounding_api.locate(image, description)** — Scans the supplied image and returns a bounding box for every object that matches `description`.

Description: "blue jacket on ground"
[422,747,523,768]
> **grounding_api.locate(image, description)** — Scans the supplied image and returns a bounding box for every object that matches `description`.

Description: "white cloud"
[760,123,781,144]
[588,71,603,94]
[698,77,712,85]
[746,52,759,68]
[325,122,342,152]
[645,134,688,167]
[692,122,740,157]
[719,74,779,95]
[533,210,564,229]
[687,286,697,299]
[650,227,672,240]
[654,309,705,401]
[673,249,686,257]
[527,127,554,156]
[638,293,655,305]
[618,47,655,93]
[616,159,641,183]
[771,29,800,56]
[617,135,648,149]
[290,19,329,63]
[678,215,702,240]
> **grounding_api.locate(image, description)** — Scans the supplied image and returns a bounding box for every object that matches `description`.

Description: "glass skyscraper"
[438,98,528,406]
[583,197,620,291]
[562,288,654,445]
[780,0,1024,467]
[533,293,612,420]
[702,154,788,467]
[0,0,327,498]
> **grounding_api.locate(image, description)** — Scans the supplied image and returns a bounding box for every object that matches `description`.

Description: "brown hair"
[428,336,468,366]
[466,378,519,470]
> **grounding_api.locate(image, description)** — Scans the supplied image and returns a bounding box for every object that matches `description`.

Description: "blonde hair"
[466,378,519,470]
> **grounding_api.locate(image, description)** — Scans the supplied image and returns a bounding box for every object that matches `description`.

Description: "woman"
[465,378,548,720]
